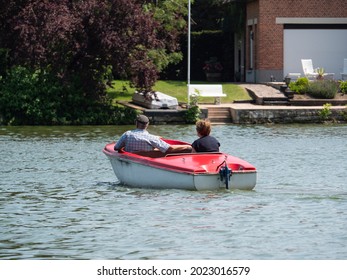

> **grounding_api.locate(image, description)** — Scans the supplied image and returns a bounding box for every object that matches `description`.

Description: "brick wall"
[246,0,347,81]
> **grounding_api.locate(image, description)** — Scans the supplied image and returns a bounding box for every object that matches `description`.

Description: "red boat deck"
[103,143,256,174]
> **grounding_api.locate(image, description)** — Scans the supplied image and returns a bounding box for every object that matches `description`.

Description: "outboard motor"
[219,161,232,189]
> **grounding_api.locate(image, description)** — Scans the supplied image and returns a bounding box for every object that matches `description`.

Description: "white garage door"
[284,29,347,80]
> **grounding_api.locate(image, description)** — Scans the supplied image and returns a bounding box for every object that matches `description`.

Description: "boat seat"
[132,150,166,158]
[165,151,222,157]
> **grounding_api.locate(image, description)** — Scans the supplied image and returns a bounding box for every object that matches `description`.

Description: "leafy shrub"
[0,66,137,125]
[0,66,60,125]
[289,77,309,94]
[339,105,347,121]
[306,80,338,99]
[184,105,201,124]
[318,103,332,120]
[340,80,347,94]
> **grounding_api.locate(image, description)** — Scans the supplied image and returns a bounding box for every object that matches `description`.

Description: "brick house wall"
[245,0,347,82]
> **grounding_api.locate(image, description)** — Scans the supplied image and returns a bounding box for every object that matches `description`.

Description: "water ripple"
[1,125,346,259]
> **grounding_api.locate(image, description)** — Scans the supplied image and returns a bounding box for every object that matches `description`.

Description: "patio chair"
[301,59,335,80]
[301,59,318,80]
[341,58,347,80]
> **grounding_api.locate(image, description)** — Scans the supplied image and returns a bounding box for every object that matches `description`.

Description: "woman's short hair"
[195,119,211,136]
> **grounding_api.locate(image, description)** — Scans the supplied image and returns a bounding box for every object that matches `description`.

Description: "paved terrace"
[198,83,347,124]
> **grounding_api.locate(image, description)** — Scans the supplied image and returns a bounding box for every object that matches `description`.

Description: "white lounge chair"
[341,58,347,80]
[301,59,318,80]
[301,59,335,80]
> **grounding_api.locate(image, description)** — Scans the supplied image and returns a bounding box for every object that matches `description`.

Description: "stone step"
[208,110,230,115]
[209,108,231,112]
[262,97,288,101]
[263,100,289,105]
[206,107,232,123]
[207,108,230,112]
[209,118,232,123]
[208,113,231,116]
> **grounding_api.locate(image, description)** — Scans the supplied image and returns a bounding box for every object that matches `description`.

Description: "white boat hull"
[107,155,257,191]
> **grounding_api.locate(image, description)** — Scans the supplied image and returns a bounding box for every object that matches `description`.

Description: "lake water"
[0,124,346,260]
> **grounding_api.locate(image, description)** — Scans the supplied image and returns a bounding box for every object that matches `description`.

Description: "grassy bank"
[107,80,251,104]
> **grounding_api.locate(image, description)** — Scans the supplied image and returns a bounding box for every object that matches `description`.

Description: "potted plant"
[316,67,325,80]
[203,57,223,82]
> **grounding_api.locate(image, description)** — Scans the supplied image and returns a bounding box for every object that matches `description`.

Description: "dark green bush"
[0,66,137,125]
[306,80,338,99]
[340,80,347,94]
[289,77,309,94]
[0,66,59,125]
[184,105,201,124]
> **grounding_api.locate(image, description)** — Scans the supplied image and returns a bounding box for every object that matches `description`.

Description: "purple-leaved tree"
[0,0,186,100]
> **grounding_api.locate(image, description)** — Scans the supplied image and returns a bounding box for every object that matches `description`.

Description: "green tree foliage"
[1,0,186,93]
[144,0,187,72]
[0,66,138,125]
[0,0,187,124]
[191,0,227,31]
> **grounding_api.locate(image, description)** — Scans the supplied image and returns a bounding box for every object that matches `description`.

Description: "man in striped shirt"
[114,115,192,154]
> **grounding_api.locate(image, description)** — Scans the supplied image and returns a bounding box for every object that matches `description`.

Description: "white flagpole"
[187,0,191,106]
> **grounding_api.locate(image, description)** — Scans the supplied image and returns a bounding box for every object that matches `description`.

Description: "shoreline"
[118,82,347,124]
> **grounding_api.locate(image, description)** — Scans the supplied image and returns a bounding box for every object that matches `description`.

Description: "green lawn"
[106,80,251,104]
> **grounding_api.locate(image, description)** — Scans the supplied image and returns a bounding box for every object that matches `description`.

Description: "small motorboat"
[103,139,257,191]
